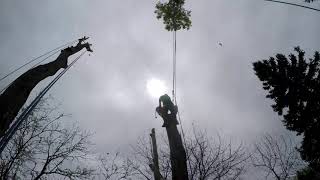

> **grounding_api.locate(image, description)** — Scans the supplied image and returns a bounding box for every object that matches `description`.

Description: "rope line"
[171,31,187,149]
[174,31,177,104]
[31,49,62,68]
[265,0,320,12]
[0,50,62,94]
[171,31,192,174]
[0,40,77,83]
[0,82,13,95]
[0,51,87,154]
[172,31,176,102]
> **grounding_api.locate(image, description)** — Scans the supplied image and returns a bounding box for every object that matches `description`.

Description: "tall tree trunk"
[150,128,161,180]
[156,106,188,180]
[0,39,92,137]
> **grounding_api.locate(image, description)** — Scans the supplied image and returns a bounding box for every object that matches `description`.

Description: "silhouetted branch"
[251,134,306,180]
[0,98,94,179]
[186,129,248,180]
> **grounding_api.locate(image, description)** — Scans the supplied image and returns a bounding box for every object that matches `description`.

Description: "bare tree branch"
[251,133,306,180]
[0,98,95,180]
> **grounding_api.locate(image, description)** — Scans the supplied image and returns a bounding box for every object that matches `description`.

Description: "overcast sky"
[1,0,320,178]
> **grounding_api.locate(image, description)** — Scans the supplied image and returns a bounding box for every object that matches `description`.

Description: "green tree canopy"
[253,47,320,171]
[155,0,191,31]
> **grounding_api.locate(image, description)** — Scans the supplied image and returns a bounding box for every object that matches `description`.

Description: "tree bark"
[156,106,188,180]
[0,40,91,137]
[150,128,161,180]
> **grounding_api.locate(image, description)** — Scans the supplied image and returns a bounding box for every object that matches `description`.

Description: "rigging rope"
[172,30,187,148]
[31,49,61,68]
[265,0,320,12]
[0,50,87,155]
[0,39,77,83]
[0,50,62,94]
[172,31,177,104]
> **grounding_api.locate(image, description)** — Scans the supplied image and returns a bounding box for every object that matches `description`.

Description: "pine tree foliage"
[253,47,320,171]
[155,0,191,31]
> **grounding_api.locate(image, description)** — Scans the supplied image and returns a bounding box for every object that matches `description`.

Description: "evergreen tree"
[253,47,320,172]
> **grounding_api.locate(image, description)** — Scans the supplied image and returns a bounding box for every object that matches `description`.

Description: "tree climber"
[0,37,92,137]
[154,0,191,179]
[157,94,179,127]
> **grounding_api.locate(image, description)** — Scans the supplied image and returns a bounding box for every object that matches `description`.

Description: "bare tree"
[185,129,248,180]
[0,98,94,179]
[251,134,306,180]
[97,152,140,180]
[114,128,248,180]
[128,136,169,180]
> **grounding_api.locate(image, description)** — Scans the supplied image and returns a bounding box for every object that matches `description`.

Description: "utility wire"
[0,40,77,83]
[265,0,320,12]
[0,51,87,155]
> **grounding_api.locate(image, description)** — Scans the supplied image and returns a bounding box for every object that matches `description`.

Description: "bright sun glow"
[146,78,168,98]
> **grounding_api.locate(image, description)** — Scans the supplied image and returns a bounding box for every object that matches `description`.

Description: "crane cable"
[0,50,87,154]
[0,39,78,83]
[172,31,187,148]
